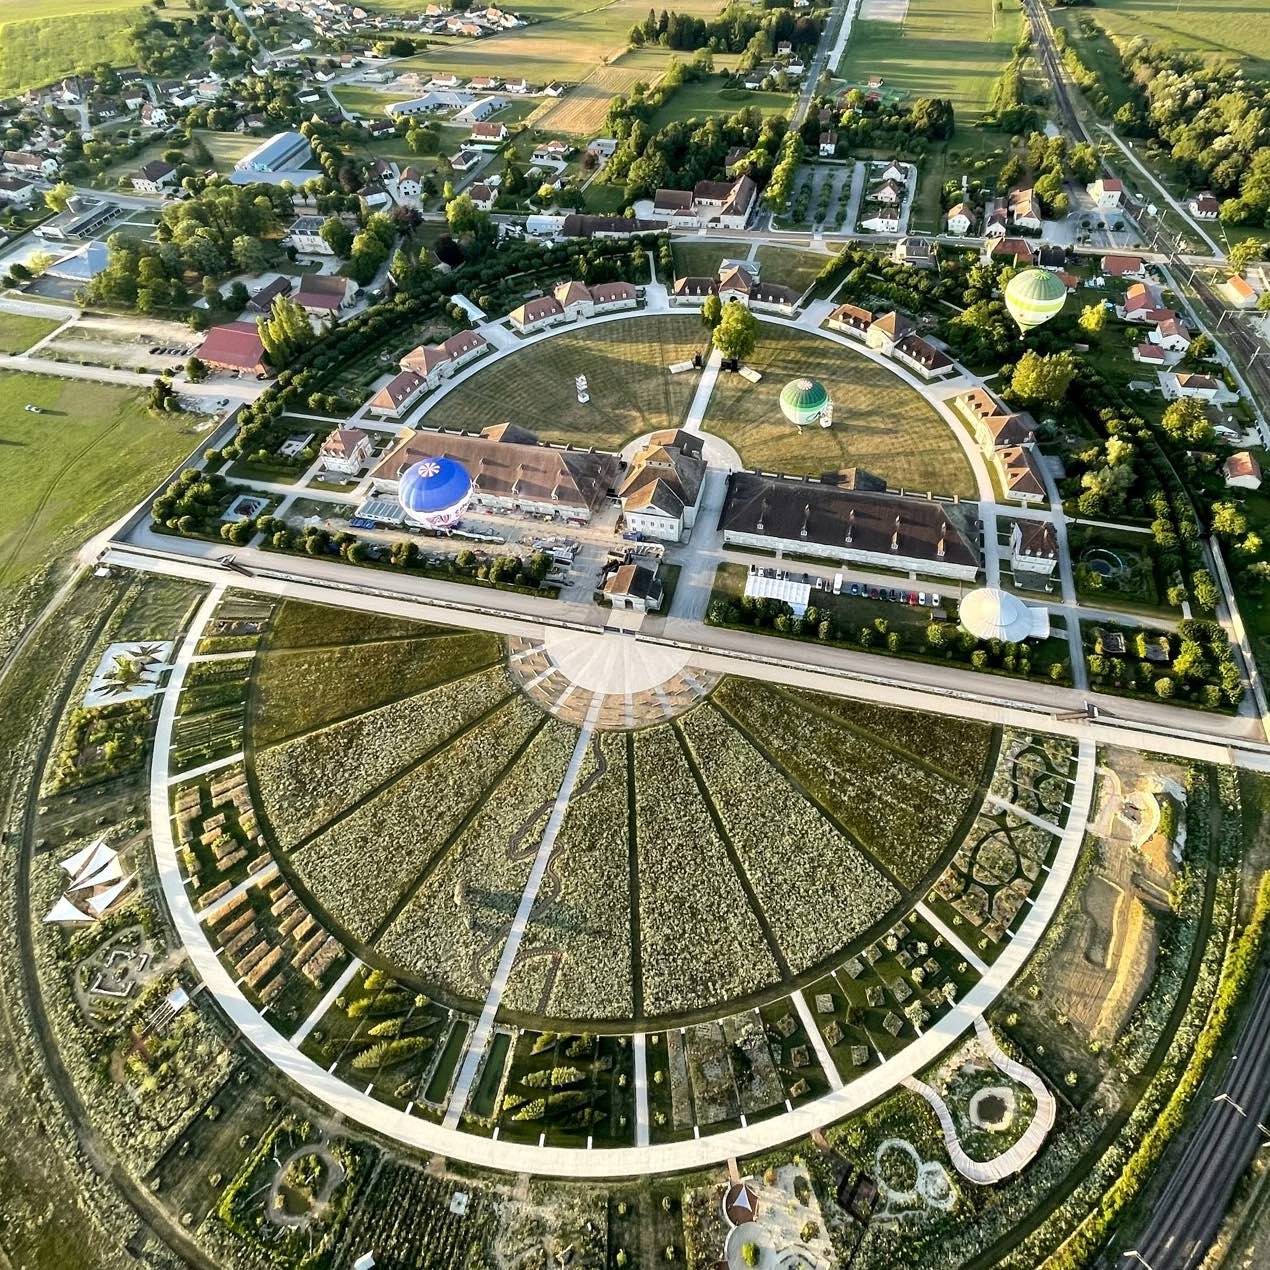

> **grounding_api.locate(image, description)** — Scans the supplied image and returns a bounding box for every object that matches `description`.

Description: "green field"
[0,312,62,354]
[195,130,265,174]
[753,245,839,293]
[1089,0,1270,73]
[332,85,419,118]
[649,77,792,129]
[837,0,1021,123]
[422,315,708,451]
[0,0,151,96]
[0,372,198,595]
[700,324,976,497]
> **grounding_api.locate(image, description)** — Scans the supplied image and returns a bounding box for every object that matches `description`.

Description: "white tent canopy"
[959,587,1050,642]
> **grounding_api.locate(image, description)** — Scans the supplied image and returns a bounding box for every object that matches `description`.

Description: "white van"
[832,572,843,595]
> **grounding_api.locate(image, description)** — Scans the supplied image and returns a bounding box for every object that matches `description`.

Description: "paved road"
[792,0,850,127]
[1128,959,1270,1269]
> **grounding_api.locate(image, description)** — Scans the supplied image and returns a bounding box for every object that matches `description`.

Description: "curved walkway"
[150,584,1097,1178]
[902,1016,1058,1184]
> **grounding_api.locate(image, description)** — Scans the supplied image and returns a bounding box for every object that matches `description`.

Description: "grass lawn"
[0,372,199,597]
[1089,0,1270,74]
[332,84,419,117]
[672,240,737,280]
[649,77,792,129]
[0,313,62,354]
[195,130,266,174]
[700,324,977,497]
[753,245,839,293]
[837,0,1022,123]
[422,314,709,451]
[0,0,149,96]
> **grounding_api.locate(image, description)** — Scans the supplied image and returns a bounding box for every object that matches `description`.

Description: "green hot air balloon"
[1005,267,1067,332]
[779,377,831,428]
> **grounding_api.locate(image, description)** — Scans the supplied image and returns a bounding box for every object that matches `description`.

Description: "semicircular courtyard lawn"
[701,323,977,499]
[243,605,1000,1031]
[420,313,709,453]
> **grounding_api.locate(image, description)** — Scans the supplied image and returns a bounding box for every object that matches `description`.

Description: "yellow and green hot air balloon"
[1005,267,1067,332]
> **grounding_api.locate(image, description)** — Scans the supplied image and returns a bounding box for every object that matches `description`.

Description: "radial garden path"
[149,585,1099,1177]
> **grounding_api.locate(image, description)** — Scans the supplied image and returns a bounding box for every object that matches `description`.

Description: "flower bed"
[789,691,996,786]
[679,704,899,973]
[501,732,635,1021]
[376,718,578,1003]
[290,695,543,942]
[714,680,981,888]
[633,724,781,1017]
[254,666,514,849]
[253,631,501,747]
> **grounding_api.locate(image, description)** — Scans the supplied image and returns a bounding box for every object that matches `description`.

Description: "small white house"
[1088,177,1124,209]
[945,203,973,235]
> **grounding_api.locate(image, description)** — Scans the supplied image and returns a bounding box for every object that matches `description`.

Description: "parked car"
[867,586,879,600]
[931,592,942,606]
[907,591,918,606]
[848,582,860,597]
[919,591,927,606]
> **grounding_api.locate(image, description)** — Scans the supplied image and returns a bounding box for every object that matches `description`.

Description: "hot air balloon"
[779,377,831,428]
[1005,267,1067,332]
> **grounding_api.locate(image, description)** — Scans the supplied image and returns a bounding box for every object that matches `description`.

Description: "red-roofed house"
[197,322,269,376]
[320,427,373,473]
[1224,451,1262,490]
[367,371,427,418]
[1189,192,1220,221]
[1102,254,1146,279]
[1223,274,1258,309]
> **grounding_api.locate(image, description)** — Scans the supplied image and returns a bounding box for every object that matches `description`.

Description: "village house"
[1161,371,1221,402]
[652,174,757,230]
[367,370,428,418]
[945,202,973,235]
[1088,177,1124,210]
[1223,274,1259,309]
[397,329,491,389]
[618,429,707,542]
[1010,521,1058,578]
[294,273,357,316]
[131,159,177,194]
[469,120,508,146]
[1102,253,1146,280]
[196,322,271,377]
[319,427,373,474]
[1189,192,1220,221]
[602,563,663,613]
[1224,451,1262,490]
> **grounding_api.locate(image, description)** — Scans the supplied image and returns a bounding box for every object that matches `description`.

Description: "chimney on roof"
[891,514,902,552]
[756,498,768,535]
[799,503,810,540]
[845,507,854,544]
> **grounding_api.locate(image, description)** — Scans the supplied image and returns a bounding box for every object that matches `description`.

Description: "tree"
[1078,302,1106,335]
[1211,501,1248,540]
[44,181,74,213]
[713,301,758,362]
[1229,238,1266,272]
[1008,350,1078,409]
[319,215,353,257]
[185,356,208,382]
[1160,397,1215,444]
[445,192,488,238]
[701,292,722,330]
